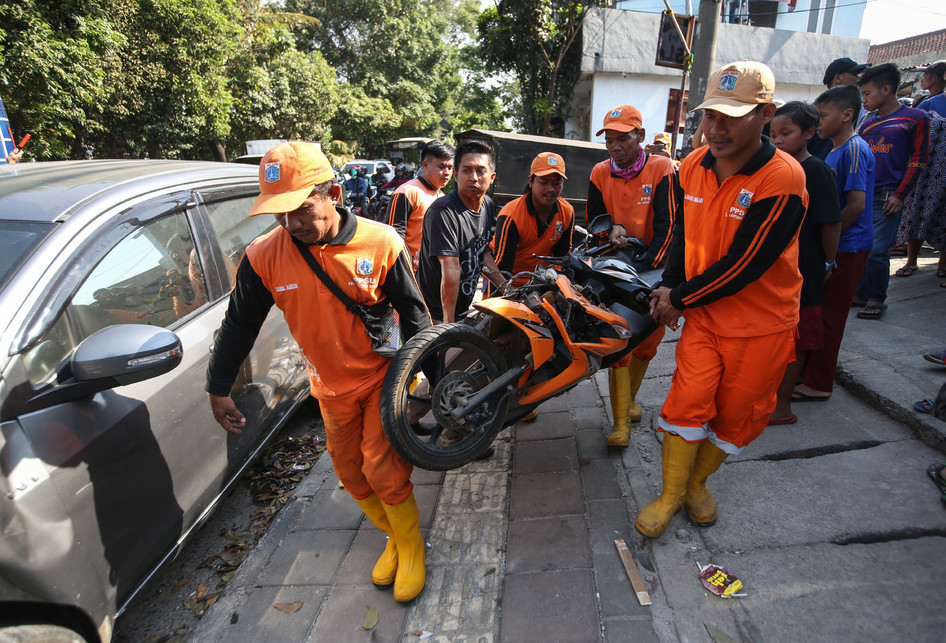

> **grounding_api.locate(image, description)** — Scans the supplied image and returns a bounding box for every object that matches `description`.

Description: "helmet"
[396,164,406,174]
[349,167,358,177]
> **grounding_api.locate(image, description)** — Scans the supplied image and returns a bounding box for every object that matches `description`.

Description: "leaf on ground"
[273,601,304,614]
[363,605,379,630]
[483,567,496,577]
[195,582,208,600]
[170,577,190,595]
[704,623,736,643]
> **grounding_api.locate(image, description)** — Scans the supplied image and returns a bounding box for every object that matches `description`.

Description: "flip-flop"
[915,399,934,414]
[767,414,797,426]
[923,351,946,367]
[895,265,918,277]
[927,463,946,493]
[791,390,830,402]
[856,304,887,320]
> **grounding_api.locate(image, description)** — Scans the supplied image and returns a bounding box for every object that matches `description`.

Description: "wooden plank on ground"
[614,539,652,606]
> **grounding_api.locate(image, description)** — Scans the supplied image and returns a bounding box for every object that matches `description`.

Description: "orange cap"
[249,142,336,217]
[653,132,672,147]
[596,105,643,137]
[530,152,567,178]
[694,61,775,118]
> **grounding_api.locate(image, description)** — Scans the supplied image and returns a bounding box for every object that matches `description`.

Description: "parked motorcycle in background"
[380,214,662,470]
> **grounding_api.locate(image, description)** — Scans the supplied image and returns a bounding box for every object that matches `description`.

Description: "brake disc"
[431,371,489,432]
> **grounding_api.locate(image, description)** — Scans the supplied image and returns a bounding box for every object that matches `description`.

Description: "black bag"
[294,243,401,358]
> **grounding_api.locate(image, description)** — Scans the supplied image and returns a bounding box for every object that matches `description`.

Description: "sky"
[858,0,946,44]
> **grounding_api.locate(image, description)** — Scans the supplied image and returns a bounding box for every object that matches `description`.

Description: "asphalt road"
[112,402,325,643]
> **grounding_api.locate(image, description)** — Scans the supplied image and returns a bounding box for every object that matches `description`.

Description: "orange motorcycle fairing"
[473,297,555,368]
[554,275,631,357]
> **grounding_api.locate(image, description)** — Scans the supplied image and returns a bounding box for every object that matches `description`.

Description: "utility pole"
[682,0,721,154]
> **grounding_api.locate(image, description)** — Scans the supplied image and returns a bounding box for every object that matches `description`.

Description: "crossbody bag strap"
[293,240,360,313]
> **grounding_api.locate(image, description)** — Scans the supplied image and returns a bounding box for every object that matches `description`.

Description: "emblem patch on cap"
[356,258,374,276]
[719,71,739,92]
[736,189,753,208]
[642,184,653,196]
[610,108,622,118]
[547,157,558,165]
[264,161,280,183]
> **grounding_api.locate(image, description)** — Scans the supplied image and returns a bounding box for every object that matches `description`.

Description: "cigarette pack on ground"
[698,563,745,598]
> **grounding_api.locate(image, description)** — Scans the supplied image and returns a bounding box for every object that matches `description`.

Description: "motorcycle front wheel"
[381,323,509,470]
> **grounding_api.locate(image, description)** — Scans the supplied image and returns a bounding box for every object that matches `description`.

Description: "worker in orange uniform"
[386,140,455,271]
[491,151,575,290]
[644,61,807,538]
[205,142,432,601]
[587,104,680,448]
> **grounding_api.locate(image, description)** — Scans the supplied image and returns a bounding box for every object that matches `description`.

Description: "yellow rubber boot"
[355,494,398,588]
[626,356,650,422]
[382,493,426,602]
[684,440,729,526]
[607,366,632,447]
[635,433,700,538]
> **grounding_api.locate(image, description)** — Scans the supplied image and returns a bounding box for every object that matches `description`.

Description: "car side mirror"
[24,325,183,412]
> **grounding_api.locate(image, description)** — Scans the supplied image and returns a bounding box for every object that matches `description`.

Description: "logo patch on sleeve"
[356,258,374,275]
[264,161,280,183]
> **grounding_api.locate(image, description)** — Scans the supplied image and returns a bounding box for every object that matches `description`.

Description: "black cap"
[924,60,946,78]
[823,57,868,86]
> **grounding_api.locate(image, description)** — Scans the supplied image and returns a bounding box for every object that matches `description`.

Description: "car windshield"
[0,221,55,290]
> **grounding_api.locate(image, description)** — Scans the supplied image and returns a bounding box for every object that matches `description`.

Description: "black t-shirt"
[798,156,842,307]
[416,191,496,321]
[807,132,833,160]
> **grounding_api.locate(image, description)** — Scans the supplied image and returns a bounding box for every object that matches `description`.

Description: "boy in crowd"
[644,61,807,538]
[768,101,842,421]
[794,85,875,401]
[853,63,929,319]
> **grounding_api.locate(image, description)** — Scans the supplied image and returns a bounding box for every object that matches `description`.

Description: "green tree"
[285,0,464,154]
[0,0,125,160]
[226,14,341,157]
[478,0,601,136]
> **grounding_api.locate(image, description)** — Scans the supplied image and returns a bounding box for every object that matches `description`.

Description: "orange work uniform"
[209,208,431,504]
[658,141,807,453]
[386,176,442,271]
[587,154,680,361]
[490,192,574,290]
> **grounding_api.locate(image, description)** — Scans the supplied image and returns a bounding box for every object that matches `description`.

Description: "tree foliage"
[0,0,512,162]
[478,0,601,136]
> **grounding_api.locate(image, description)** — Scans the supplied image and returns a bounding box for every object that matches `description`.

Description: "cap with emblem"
[530,152,567,178]
[924,60,946,79]
[596,104,644,137]
[822,57,867,86]
[249,141,336,217]
[694,61,775,118]
[653,132,672,147]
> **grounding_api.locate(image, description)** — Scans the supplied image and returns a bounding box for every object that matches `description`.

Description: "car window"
[0,221,55,290]
[22,212,207,386]
[73,213,208,332]
[205,196,275,285]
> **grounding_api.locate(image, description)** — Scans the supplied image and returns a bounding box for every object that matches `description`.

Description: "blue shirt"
[920,93,946,117]
[826,135,875,253]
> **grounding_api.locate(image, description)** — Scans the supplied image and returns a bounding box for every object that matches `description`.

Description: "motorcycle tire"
[381,323,508,471]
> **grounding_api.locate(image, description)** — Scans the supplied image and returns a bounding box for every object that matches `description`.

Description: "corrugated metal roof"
[868,29,946,64]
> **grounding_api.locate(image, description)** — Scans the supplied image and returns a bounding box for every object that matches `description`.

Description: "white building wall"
[590,74,682,143]
[579,8,870,143]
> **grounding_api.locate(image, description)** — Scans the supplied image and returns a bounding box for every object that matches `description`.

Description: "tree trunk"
[210,140,227,162]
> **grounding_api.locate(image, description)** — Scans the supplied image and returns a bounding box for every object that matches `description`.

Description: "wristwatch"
[825,261,838,271]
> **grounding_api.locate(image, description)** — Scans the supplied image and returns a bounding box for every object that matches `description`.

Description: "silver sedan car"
[0,161,311,641]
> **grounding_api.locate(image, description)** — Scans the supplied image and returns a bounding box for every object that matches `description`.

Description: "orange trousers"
[658,319,794,454]
[319,378,413,505]
[616,323,666,367]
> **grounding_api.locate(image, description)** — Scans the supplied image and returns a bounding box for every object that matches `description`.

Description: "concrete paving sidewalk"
[191,247,946,642]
